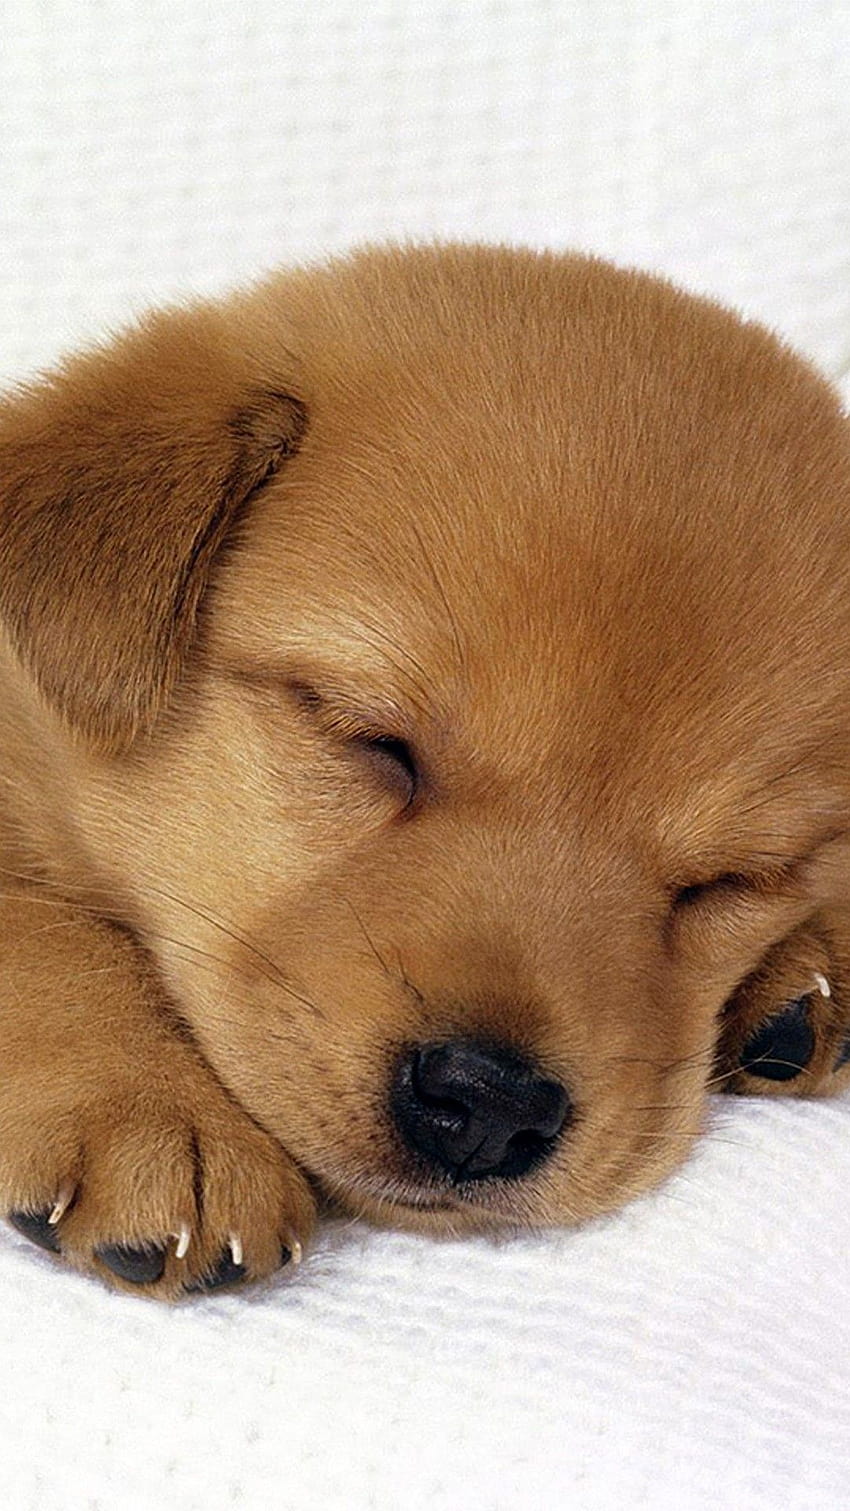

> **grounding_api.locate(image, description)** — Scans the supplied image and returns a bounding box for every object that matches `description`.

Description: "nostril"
[392,1039,572,1183]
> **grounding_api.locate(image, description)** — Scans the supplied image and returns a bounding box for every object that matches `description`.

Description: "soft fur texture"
[1,241,849,1299]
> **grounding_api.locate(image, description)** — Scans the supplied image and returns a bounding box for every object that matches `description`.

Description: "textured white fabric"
[1,2,850,1507]
[1,1098,850,1510]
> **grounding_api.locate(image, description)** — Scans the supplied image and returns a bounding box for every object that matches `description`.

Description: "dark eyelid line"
[671,872,766,913]
[284,674,422,807]
[222,659,411,737]
[285,676,413,746]
[672,825,848,908]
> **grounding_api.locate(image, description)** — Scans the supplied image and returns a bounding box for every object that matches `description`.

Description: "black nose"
[391,1039,571,1182]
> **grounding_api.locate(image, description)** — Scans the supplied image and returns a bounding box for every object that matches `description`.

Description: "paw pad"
[185,1247,247,1293]
[8,1208,62,1254]
[185,1241,293,1294]
[740,995,815,1081]
[95,1242,168,1285]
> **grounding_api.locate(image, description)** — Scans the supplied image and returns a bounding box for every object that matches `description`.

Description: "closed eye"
[672,872,755,909]
[668,827,848,924]
[283,676,422,808]
[355,732,420,808]
[670,859,807,913]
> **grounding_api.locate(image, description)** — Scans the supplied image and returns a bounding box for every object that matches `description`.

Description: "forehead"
[212,248,850,791]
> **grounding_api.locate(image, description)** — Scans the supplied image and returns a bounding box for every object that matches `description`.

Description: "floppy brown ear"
[0,302,306,748]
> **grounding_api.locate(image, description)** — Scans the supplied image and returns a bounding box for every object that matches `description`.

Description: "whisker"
[141,883,293,988]
[0,865,327,1021]
[704,1055,815,1088]
[343,897,393,980]
[703,1063,745,1090]
[397,962,427,1007]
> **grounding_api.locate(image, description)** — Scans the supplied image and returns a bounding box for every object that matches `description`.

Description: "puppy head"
[3,243,850,1235]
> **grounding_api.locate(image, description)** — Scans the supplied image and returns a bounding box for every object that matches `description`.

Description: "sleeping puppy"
[1,241,849,1299]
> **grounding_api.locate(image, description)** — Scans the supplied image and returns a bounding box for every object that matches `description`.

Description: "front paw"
[716,926,850,1096]
[0,1045,315,1299]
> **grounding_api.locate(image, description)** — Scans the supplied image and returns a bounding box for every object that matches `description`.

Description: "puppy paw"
[715,925,850,1096]
[0,1048,315,1299]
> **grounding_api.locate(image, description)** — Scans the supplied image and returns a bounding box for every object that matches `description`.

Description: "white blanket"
[1,2,849,1506]
[1,1098,849,1509]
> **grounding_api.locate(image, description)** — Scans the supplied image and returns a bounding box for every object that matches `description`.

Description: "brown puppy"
[1,242,849,1299]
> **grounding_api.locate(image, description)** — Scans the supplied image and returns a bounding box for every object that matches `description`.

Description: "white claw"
[229,1233,244,1268]
[288,1238,303,1268]
[48,1184,75,1225]
[814,972,831,999]
[173,1224,191,1260]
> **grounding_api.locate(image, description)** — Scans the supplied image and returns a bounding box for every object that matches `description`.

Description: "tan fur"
[1,241,850,1298]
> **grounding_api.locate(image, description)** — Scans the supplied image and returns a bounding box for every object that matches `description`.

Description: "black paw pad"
[740,996,815,1081]
[96,1242,167,1285]
[8,1208,62,1254]
[186,1250,247,1294]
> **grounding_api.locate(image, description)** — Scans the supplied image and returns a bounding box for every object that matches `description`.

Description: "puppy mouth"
[362,1185,502,1229]
[360,1177,532,1234]
[391,1197,457,1212]
[386,1187,470,1212]
[353,1179,469,1214]
[319,1167,492,1220]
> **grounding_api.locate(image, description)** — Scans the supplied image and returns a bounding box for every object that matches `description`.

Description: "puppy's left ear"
[0,303,306,749]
